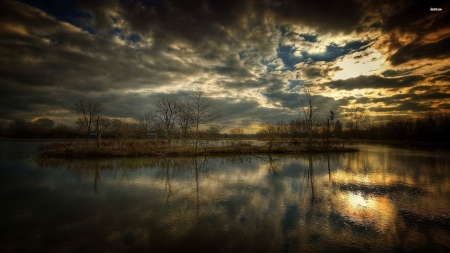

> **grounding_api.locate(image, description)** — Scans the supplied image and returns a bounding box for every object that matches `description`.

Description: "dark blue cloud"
[18,0,80,24]
[18,0,98,34]
[110,28,141,43]
[299,33,317,43]
[277,40,372,70]
[276,45,302,71]
[304,40,371,62]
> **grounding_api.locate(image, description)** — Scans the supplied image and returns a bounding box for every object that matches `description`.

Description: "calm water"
[1,141,450,252]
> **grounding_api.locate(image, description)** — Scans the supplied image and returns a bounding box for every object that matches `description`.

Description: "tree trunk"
[96,117,102,150]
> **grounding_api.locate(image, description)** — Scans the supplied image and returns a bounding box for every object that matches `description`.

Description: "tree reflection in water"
[30,146,450,252]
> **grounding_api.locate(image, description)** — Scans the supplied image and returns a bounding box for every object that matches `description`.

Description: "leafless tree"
[153,96,180,146]
[297,86,317,146]
[0,121,8,137]
[73,99,104,136]
[32,117,54,132]
[346,105,369,131]
[189,91,223,150]
[136,112,155,137]
[206,124,225,139]
[176,97,194,141]
[94,115,103,149]
[257,123,278,151]
[230,127,244,138]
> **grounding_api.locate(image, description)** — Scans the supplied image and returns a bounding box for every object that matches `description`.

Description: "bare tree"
[297,86,317,146]
[230,127,244,139]
[346,105,369,131]
[176,97,194,141]
[189,91,223,150]
[153,96,180,146]
[136,112,155,137]
[257,123,278,151]
[206,124,225,139]
[94,115,103,149]
[33,117,54,132]
[73,99,104,136]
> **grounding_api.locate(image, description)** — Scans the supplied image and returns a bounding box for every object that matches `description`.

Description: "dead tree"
[153,96,180,146]
[73,99,104,137]
[297,86,317,147]
[189,91,223,151]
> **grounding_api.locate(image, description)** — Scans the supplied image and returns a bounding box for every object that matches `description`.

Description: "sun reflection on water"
[338,192,396,233]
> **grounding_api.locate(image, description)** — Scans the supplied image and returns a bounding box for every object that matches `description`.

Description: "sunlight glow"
[339,192,396,233]
[333,49,386,80]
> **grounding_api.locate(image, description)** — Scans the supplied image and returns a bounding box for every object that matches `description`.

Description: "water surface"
[1,141,450,252]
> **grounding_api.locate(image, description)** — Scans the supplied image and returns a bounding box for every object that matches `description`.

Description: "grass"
[37,139,359,158]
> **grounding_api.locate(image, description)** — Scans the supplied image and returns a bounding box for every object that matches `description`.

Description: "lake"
[1,141,450,252]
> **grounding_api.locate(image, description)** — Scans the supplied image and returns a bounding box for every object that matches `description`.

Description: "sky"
[1,0,450,132]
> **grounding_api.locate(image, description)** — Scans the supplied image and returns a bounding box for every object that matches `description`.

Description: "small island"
[37,139,359,158]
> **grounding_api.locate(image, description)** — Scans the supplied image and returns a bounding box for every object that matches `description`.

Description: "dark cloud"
[71,0,366,47]
[382,66,423,77]
[388,36,450,66]
[269,0,364,34]
[367,90,450,113]
[0,1,207,92]
[377,0,450,35]
[213,54,255,78]
[428,70,450,84]
[437,66,450,72]
[18,0,80,24]
[407,85,437,93]
[327,75,424,90]
[370,0,450,65]
[297,64,343,81]
[368,101,431,113]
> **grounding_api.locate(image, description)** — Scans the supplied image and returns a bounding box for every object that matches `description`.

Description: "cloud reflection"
[17,146,450,251]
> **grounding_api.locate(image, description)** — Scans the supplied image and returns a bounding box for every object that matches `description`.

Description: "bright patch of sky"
[333,49,386,80]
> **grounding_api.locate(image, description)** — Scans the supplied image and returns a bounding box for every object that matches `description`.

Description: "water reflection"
[2,143,450,252]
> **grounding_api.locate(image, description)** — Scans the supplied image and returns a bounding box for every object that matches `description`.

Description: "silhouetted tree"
[334,120,342,137]
[136,112,155,138]
[346,105,369,131]
[257,123,278,151]
[189,91,223,150]
[32,117,54,137]
[206,124,224,139]
[297,86,317,146]
[153,96,180,146]
[10,119,31,138]
[73,99,104,136]
[176,97,194,141]
[230,127,244,138]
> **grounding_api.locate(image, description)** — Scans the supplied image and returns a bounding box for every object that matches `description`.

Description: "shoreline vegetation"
[36,139,359,158]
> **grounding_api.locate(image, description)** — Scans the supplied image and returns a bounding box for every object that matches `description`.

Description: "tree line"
[256,110,450,142]
[0,91,224,145]
[1,88,450,143]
